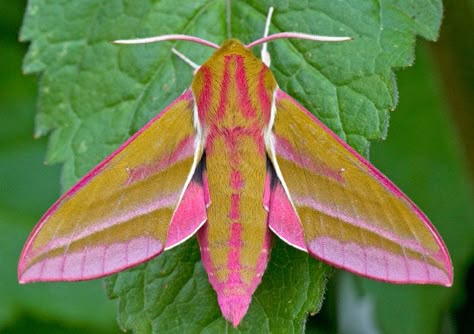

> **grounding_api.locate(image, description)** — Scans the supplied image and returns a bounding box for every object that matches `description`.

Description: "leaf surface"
[0,17,116,331]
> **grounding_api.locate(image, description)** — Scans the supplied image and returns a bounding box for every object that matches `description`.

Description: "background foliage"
[0,0,472,333]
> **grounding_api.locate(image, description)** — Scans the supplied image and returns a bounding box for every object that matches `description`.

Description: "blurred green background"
[1,1,472,333]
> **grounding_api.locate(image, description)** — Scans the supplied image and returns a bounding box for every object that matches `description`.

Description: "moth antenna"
[261,7,274,67]
[247,32,352,49]
[171,48,200,72]
[114,34,219,49]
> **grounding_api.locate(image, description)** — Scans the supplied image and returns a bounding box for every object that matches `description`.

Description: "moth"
[19,8,452,327]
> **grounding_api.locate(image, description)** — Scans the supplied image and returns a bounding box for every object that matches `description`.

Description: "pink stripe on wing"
[274,133,345,183]
[125,134,196,185]
[20,236,163,283]
[25,191,180,259]
[165,181,207,249]
[309,236,451,285]
[268,180,307,251]
[293,194,431,255]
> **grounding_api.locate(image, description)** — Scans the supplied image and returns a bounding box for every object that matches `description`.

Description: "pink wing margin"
[267,89,453,286]
[19,90,207,283]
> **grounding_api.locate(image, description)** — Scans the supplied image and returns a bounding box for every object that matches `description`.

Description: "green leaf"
[356,44,474,334]
[106,238,326,333]
[20,0,443,332]
[0,10,117,331]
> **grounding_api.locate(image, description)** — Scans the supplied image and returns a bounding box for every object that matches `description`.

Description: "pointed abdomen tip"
[218,294,252,327]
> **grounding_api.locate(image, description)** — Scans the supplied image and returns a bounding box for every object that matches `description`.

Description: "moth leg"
[172,48,200,72]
